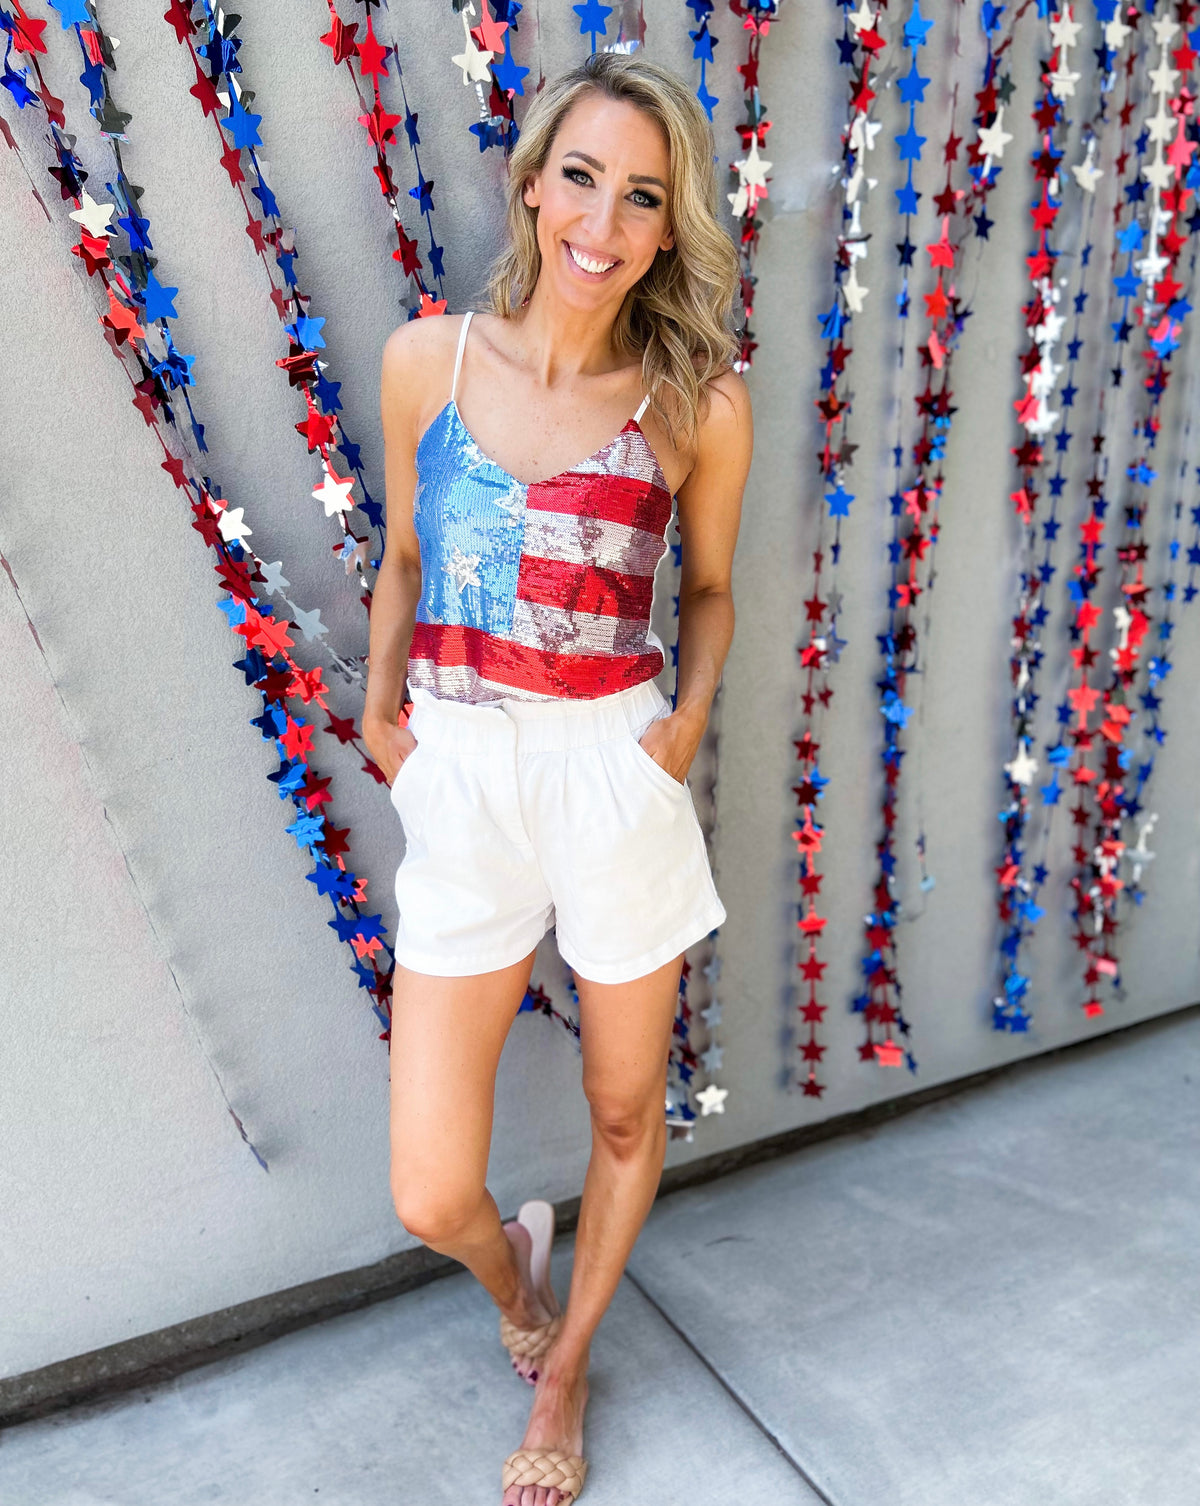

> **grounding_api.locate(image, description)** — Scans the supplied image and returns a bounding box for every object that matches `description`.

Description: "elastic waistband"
[406,677,669,754]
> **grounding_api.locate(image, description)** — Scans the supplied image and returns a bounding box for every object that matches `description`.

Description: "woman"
[364,49,751,1506]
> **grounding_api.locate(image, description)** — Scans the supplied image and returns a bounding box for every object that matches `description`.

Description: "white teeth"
[568,243,617,274]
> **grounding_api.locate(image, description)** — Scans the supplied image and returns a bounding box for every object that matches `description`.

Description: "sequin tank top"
[405,310,673,704]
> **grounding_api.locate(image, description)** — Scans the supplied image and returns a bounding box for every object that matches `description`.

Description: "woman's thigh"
[576,952,685,1126]
[388,950,538,1203]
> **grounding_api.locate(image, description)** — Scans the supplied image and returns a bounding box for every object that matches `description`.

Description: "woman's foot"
[502,1354,589,1506]
[500,1219,559,1382]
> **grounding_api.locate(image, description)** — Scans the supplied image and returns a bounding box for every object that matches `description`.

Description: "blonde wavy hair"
[482,49,742,452]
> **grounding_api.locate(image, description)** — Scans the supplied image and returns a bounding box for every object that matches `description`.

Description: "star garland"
[892,0,934,324]
[656,522,721,1134]
[22,0,435,1003]
[992,5,1142,1031]
[1136,249,1198,761]
[1067,5,1199,1018]
[317,2,452,315]
[658,0,737,1126]
[37,5,375,705]
[852,0,942,1076]
[574,0,646,57]
[871,1,1036,992]
[851,0,1029,1072]
[681,686,729,1131]
[166,1,392,614]
[790,0,897,1101]
[1048,31,1148,1012]
[447,0,527,154]
[0,95,402,1044]
[1181,438,1200,604]
[683,0,720,120]
[992,2,1083,1031]
[726,0,778,371]
[519,970,585,1039]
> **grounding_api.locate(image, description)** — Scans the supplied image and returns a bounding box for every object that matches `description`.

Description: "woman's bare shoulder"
[700,362,751,429]
[381,312,470,444]
[382,310,466,379]
[680,363,752,489]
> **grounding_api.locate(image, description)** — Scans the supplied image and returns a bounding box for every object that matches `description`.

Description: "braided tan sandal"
[501,1447,588,1503]
[500,1199,562,1385]
[499,1307,564,1380]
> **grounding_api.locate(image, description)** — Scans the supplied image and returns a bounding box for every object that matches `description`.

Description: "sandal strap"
[499,1308,563,1360]
[501,1449,588,1496]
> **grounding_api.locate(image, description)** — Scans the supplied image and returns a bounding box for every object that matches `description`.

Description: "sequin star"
[444,544,482,593]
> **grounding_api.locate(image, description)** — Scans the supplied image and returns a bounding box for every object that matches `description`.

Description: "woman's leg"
[504,950,683,1506]
[389,949,553,1339]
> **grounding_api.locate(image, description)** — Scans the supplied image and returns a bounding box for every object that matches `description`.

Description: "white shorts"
[389,676,727,984]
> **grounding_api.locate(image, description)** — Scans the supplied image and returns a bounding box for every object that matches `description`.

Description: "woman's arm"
[362,319,433,785]
[639,367,754,782]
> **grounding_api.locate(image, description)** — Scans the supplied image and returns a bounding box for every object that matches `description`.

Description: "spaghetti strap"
[450,310,475,404]
[633,392,650,424]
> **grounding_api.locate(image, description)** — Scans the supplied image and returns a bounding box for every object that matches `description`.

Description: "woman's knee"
[390,1173,484,1246]
[583,1085,663,1155]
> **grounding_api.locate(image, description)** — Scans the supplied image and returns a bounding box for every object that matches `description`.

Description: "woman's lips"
[563,240,622,279]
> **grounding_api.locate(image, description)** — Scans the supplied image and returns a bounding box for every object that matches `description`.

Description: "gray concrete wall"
[2,1,1196,1381]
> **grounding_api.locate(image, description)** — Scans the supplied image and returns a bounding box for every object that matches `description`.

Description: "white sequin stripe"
[521,512,665,573]
[406,659,559,703]
[573,428,665,488]
[509,599,651,655]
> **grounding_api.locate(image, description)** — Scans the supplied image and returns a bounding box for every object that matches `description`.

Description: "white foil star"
[68,190,115,238]
[695,1083,729,1116]
[312,465,356,518]
[1005,745,1039,786]
[451,2,494,84]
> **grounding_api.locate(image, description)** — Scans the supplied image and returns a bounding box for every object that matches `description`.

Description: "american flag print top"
[405,310,674,704]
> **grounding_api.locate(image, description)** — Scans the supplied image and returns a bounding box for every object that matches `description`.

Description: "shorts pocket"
[389,739,432,839]
[389,741,420,793]
[625,724,688,798]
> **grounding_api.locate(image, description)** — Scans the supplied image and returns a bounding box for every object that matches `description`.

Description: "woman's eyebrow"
[562,149,667,190]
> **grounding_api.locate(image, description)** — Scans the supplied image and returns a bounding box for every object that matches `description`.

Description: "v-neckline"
[444,398,666,493]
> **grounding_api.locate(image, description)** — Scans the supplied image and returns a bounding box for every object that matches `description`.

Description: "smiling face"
[521,91,675,311]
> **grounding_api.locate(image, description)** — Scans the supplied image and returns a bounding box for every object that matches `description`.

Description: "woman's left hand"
[636,706,707,787]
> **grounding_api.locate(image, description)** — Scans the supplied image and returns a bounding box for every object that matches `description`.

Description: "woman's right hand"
[364,712,419,788]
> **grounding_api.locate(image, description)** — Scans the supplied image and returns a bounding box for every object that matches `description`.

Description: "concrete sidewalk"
[2,1007,1196,1505]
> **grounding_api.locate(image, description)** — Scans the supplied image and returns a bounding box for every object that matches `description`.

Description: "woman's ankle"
[539,1342,591,1388]
[501,1290,555,1328]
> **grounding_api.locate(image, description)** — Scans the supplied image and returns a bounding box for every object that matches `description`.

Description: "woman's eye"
[561,165,661,209]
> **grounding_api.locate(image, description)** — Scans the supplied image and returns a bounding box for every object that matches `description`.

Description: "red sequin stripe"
[525,468,672,532]
[516,556,655,618]
[409,622,664,696]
